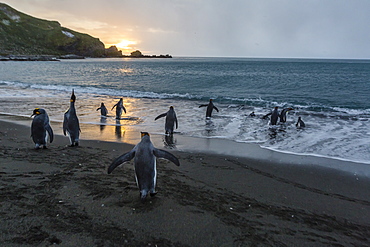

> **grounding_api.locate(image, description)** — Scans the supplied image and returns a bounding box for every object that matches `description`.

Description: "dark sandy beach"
[0,119,369,246]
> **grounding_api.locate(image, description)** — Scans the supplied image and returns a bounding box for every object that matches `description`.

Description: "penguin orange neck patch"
[141,132,150,137]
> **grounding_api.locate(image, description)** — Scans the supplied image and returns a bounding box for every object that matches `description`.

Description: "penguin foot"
[69,142,79,147]
[43,146,48,149]
[150,192,157,197]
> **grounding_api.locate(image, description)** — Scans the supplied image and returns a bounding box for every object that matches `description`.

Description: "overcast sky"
[3,0,370,58]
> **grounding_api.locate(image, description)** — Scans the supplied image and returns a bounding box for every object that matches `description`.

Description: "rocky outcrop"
[105,46,123,57]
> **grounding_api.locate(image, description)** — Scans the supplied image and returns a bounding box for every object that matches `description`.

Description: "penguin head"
[169,106,174,109]
[210,99,213,102]
[70,90,76,102]
[141,132,150,138]
[31,108,45,117]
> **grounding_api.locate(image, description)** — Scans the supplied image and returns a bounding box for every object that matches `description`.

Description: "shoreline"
[1,113,369,178]
[1,119,370,246]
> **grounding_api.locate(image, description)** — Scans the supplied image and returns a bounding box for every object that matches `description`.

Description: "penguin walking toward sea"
[296,117,306,128]
[97,102,108,117]
[270,106,280,125]
[155,106,178,134]
[63,90,80,146]
[279,107,294,123]
[31,108,54,149]
[111,98,126,119]
[199,99,219,119]
[108,132,180,201]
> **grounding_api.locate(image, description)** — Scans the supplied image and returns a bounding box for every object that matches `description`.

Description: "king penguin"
[279,107,294,123]
[96,102,108,117]
[63,90,80,146]
[270,106,279,125]
[199,99,219,119]
[111,98,126,119]
[296,117,306,128]
[31,108,54,149]
[108,132,180,201]
[155,106,178,134]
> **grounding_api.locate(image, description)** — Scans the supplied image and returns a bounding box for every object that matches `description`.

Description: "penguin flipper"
[155,113,167,121]
[153,149,180,166]
[108,151,135,174]
[46,125,54,143]
[62,116,68,136]
[262,112,272,119]
[199,104,207,108]
[214,106,219,112]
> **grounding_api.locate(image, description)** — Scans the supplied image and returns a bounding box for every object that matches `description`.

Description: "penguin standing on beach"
[31,108,54,149]
[63,90,80,146]
[96,102,108,117]
[108,132,180,201]
[111,98,126,119]
[199,99,219,119]
[155,106,178,134]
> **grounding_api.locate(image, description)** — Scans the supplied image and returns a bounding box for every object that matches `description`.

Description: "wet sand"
[0,119,369,246]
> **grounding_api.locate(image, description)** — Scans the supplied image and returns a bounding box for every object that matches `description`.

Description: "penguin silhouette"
[63,90,80,146]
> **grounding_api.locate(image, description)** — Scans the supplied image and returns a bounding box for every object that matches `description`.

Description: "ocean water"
[0,57,370,167]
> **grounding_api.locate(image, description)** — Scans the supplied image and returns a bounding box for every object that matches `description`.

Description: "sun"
[115,39,136,50]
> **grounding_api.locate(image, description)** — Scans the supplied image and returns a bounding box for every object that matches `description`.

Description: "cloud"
[3,0,370,58]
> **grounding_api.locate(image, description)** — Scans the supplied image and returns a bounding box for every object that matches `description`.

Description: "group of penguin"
[30,90,184,201]
[260,106,306,128]
[30,91,303,201]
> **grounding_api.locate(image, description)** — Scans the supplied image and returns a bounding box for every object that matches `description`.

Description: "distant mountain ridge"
[0,3,105,57]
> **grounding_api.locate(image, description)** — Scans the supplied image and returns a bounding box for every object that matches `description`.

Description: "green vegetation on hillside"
[0,3,105,56]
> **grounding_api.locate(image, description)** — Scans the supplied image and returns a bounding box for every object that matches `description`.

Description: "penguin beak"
[70,89,76,102]
[31,108,40,117]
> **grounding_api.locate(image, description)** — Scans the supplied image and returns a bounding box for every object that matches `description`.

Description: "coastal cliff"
[0,3,105,57]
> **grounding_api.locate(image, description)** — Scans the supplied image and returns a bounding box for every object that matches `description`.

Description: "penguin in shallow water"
[199,99,219,118]
[279,107,294,123]
[96,102,108,117]
[296,117,306,128]
[63,90,80,146]
[155,106,178,134]
[31,108,54,149]
[108,132,180,201]
[270,106,279,125]
[111,98,126,119]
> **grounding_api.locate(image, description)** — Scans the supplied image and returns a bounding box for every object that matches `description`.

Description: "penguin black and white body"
[108,132,180,201]
[111,98,126,119]
[63,90,80,146]
[31,108,54,149]
[97,102,108,117]
[199,99,219,118]
[270,106,280,125]
[296,117,306,128]
[155,106,178,134]
[279,107,294,123]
